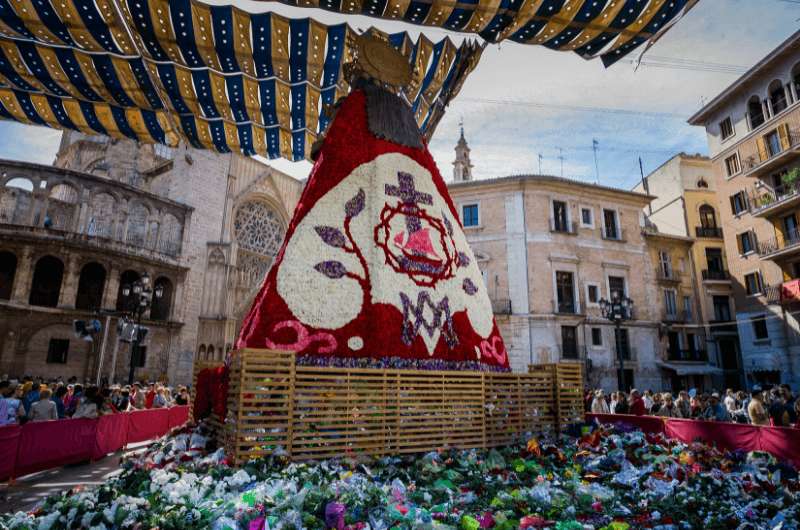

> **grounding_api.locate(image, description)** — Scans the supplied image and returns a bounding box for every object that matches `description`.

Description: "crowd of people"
[0,377,190,426]
[586,384,800,428]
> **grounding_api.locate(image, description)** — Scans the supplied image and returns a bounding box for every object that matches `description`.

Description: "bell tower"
[452,120,473,182]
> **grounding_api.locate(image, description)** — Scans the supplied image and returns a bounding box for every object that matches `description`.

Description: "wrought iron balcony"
[758,228,800,259]
[710,320,738,334]
[666,349,709,362]
[702,269,730,281]
[662,310,690,323]
[601,228,626,242]
[749,180,800,218]
[655,268,680,283]
[549,218,578,235]
[741,127,800,178]
[695,226,723,238]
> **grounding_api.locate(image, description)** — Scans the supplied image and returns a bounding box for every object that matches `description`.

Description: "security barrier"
[0,405,190,482]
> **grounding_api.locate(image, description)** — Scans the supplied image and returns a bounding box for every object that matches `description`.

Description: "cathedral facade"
[0,132,302,384]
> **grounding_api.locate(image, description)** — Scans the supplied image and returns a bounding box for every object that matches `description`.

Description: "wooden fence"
[217,349,583,464]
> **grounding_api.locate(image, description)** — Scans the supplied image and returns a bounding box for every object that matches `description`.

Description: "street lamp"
[598,293,634,392]
[121,272,163,385]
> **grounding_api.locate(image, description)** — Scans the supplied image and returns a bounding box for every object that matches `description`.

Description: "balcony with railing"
[710,320,738,334]
[758,228,800,260]
[666,349,709,362]
[695,226,723,238]
[702,269,731,281]
[749,180,800,218]
[552,299,578,315]
[601,227,626,242]
[740,125,800,178]
[491,298,512,315]
[662,310,690,323]
[549,218,578,235]
[655,267,681,283]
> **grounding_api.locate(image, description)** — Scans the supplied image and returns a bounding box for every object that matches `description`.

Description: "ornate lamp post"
[121,272,163,385]
[598,293,634,391]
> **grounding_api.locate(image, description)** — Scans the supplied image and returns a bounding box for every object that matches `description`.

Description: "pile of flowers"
[2,423,799,530]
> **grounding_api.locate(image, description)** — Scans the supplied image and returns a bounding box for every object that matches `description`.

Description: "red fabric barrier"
[14,418,97,478]
[0,426,21,481]
[168,405,190,429]
[92,413,129,460]
[758,425,800,467]
[587,413,800,466]
[665,418,761,453]
[586,413,666,434]
[126,408,170,444]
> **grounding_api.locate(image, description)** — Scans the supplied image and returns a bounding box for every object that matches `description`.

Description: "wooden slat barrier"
[221,350,582,464]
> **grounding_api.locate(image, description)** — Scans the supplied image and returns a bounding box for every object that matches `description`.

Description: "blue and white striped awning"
[0,0,483,161]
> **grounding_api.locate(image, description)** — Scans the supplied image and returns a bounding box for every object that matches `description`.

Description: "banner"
[126,408,170,444]
[92,413,130,460]
[664,418,761,454]
[168,406,190,429]
[0,426,21,481]
[15,418,97,478]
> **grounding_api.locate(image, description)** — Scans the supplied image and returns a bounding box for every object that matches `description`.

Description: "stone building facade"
[688,30,800,388]
[447,137,662,391]
[0,132,302,384]
[634,153,740,390]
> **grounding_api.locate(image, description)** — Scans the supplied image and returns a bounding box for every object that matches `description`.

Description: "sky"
[0,0,798,189]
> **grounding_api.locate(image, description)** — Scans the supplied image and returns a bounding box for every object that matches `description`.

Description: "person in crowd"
[690,395,703,418]
[174,386,189,406]
[724,388,737,414]
[62,384,75,412]
[703,393,730,422]
[20,381,38,416]
[613,391,629,414]
[52,386,67,418]
[28,388,57,421]
[675,391,691,419]
[656,393,683,418]
[794,397,800,429]
[0,383,23,426]
[130,383,145,409]
[591,390,610,414]
[628,389,646,416]
[748,390,770,426]
[781,386,797,426]
[98,388,114,415]
[649,392,663,414]
[72,386,99,419]
[66,384,83,416]
[144,383,157,409]
[768,388,789,426]
[0,381,8,426]
[642,390,654,412]
[118,389,131,411]
[152,386,167,408]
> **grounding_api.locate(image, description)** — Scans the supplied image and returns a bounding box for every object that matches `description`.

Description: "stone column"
[766,98,774,120]
[791,82,798,106]
[103,265,120,310]
[58,254,81,309]
[10,247,34,304]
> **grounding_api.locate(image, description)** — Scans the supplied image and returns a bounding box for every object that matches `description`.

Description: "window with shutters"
[719,117,734,140]
[608,276,626,301]
[766,130,782,157]
[684,296,693,320]
[664,289,678,317]
[658,250,673,278]
[462,204,479,227]
[744,271,763,296]
[738,231,756,255]
[730,191,749,215]
[724,153,741,176]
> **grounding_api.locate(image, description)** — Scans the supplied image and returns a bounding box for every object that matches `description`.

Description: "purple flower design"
[314,261,348,279]
[315,226,347,248]
[457,252,470,268]
[345,189,365,218]
[462,278,478,295]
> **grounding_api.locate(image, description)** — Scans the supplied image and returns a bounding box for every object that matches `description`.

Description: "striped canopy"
[0,0,482,161]
[259,0,698,66]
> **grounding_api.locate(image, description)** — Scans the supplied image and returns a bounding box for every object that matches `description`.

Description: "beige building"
[634,153,739,389]
[688,29,800,388]
[448,134,662,391]
[0,132,302,384]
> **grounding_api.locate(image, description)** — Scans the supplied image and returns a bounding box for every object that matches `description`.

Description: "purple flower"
[345,189,365,218]
[463,278,478,295]
[315,226,347,248]
[325,501,346,530]
[314,261,348,279]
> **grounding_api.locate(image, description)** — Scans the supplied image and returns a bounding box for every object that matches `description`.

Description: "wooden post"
[286,352,296,459]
